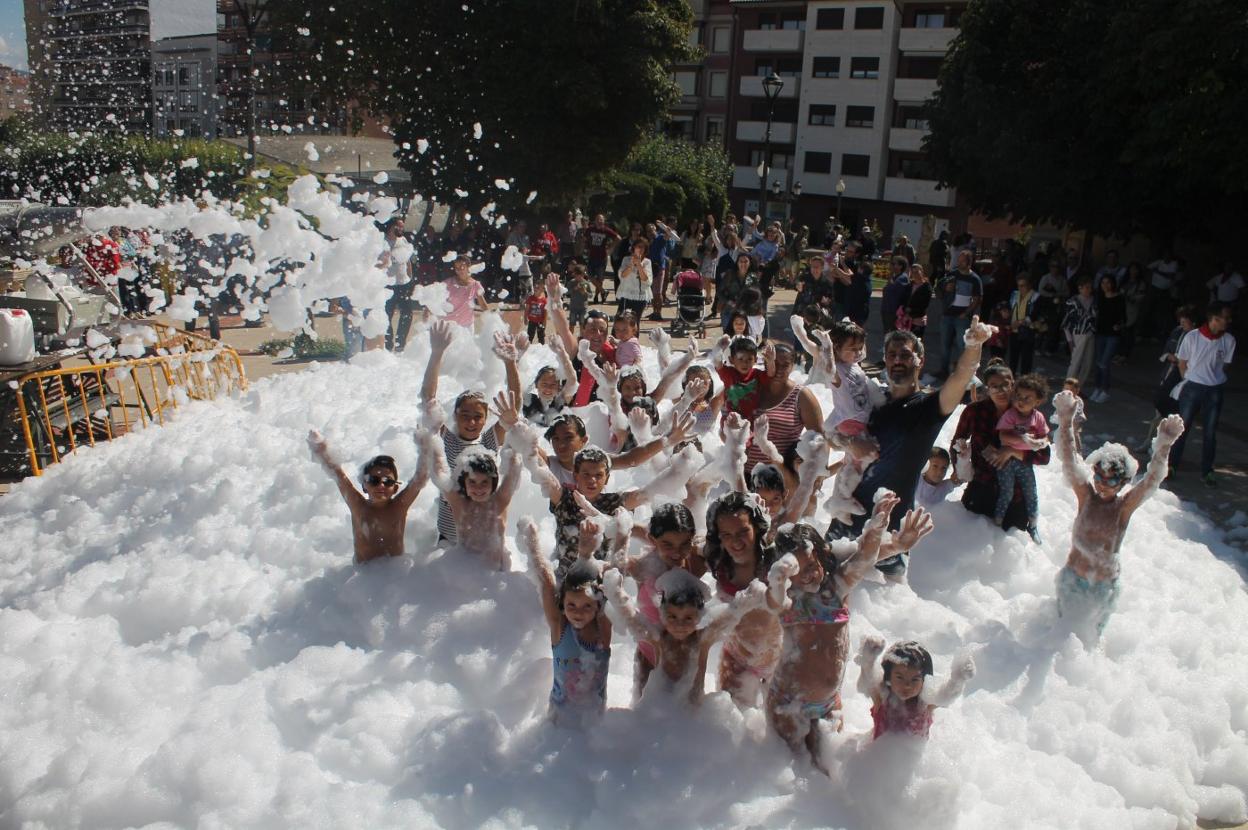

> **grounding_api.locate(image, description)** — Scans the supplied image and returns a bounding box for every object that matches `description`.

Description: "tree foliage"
[272,0,697,211]
[924,0,1248,242]
[583,134,732,223]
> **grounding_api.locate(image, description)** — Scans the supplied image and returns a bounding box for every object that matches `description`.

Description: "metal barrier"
[10,331,248,477]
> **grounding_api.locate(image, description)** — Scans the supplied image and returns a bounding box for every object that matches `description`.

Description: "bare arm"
[495,447,523,508]
[518,517,562,642]
[612,411,693,470]
[703,580,770,642]
[395,437,430,509]
[835,490,899,596]
[621,444,704,510]
[545,272,577,355]
[602,569,662,643]
[761,342,776,378]
[527,450,565,505]
[940,315,995,416]
[1052,390,1092,497]
[549,337,580,404]
[876,506,935,560]
[1122,415,1184,516]
[648,327,673,372]
[777,435,829,525]
[790,314,819,357]
[420,321,454,422]
[418,428,455,495]
[307,430,365,509]
[752,414,785,466]
[923,654,976,708]
[652,339,698,402]
[855,635,885,700]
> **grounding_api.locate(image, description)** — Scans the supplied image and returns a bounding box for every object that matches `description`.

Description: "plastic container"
[0,307,37,365]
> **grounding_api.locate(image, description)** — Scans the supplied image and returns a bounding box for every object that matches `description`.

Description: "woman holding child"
[951,360,1051,533]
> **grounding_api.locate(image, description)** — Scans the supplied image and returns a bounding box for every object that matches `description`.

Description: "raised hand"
[307,429,329,458]
[573,489,603,518]
[667,411,695,448]
[952,654,976,681]
[577,338,596,366]
[962,314,997,348]
[648,326,671,348]
[577,517,605,559]
[1052,390,1079,425]
[491,390,520,430]
[869,489,900,530]
[859,634,885,658]
[890,507,934,551]
[429,320,454,353]
[492,331,520,363]
[754,414,783,464]
[1156,413,1185,444]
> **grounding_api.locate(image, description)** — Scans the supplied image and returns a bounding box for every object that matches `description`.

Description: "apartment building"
[665,0,734,145]
[216,0,345,139]
[0,66,32,120]
[152,33,216,138]
[726,0,966,243]
[24,0,154,134]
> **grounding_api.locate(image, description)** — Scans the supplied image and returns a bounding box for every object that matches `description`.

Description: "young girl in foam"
[765,494,934,766]
[518,517,612,725]
[418,418,522,571]
[1052,390,1185,642]
[521,336,578,428]
[855,638,975,739]
[420,320,522,545]
[604,565,772,705]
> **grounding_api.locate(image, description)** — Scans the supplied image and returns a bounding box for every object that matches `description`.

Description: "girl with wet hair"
[764,494,933,767]
[1052,390,1184,642]
[855,637,975,740]
[521,336,578,428]
[518,517,612,726]
[418,429,521,572]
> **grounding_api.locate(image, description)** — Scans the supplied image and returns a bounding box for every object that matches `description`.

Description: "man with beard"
[826,315,996,579]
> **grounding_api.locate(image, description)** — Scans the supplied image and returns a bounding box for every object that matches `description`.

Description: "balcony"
[898,27,956,53]
[732,164,796,190]
[884,176,955,207]
[736,120,795,143]
[739,74,800,99]
[743,29,804,52]
[888,127,927,152]
[893,78,938,102]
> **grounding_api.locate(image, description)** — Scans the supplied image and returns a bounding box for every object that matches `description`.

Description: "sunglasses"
[364,474,398,487]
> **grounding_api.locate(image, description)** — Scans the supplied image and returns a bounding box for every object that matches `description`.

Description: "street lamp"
[771,178,803,223]
[758,71,784,224]
[835,178,846,229]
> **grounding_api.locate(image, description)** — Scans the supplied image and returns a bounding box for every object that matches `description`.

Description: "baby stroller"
[671,269,706,338]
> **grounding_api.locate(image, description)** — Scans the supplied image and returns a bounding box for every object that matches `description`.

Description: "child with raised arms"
[521,336,578,428]
[307,432,428,563]
[855,638,975,740]
[420,320,522,545]
[518,517,612,725]
[765,495,933,767]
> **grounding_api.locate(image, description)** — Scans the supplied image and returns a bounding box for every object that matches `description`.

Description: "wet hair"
[1085,442,1138,485]
[1063,377,1081,392]
[1014,373,1049,399]
[929,446,950,463]
[533,365,559,388]
[573,445,611,474]
[617,365,647,393]
[728,335,758,357]
[557,559,605,611]
[882,641,934,681]
[704,491,773,583]
[650,502,696,538]
[749,463,787,496]
[683,365,714,401]
[455,447,500,496]
[981,359,1013,385]
[361,455,398,479]
[453,389,489,414]
[728,309,750,334]
[830,319,866,352]
[884,329,924,360]
[658,569,708,610]
[544,412,587,441]
[774,522,835,574]
[740,287,764,316]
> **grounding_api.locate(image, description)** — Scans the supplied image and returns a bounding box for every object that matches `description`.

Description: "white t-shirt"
[1148,259,1179,290]
[1177,328,1236,386]
[1207,272,1245,303]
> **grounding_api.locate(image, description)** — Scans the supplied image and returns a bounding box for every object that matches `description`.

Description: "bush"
[258,333,346,361]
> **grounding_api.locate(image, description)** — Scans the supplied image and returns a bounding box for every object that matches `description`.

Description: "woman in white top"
[617,238,653,320]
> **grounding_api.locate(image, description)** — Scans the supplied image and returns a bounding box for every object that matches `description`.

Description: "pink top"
[996,406,1048,452]
[442,277,483,327]
[615,337,642,367]
[871,698,934,739]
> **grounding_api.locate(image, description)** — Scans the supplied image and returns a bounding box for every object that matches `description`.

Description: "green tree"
[272,0,696,211]
[924,0,1248,243]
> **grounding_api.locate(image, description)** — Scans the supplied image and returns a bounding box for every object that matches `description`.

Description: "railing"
[7,327,247,477]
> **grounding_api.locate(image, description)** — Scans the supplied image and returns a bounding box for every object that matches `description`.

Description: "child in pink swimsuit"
[855,638,975,740]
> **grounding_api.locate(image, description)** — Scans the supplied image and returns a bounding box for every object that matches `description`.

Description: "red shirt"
[574,341,618,406]
[717,364,769,421]
[84,236,121,277]
[524,294,548,323]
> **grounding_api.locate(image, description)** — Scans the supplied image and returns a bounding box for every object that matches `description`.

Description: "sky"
[0,0,216,71]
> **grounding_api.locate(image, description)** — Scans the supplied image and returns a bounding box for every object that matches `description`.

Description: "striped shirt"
[745,385,805,472]
[436,425,499,542]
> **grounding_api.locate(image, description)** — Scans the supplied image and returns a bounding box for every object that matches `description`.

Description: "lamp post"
[771,178,803,224]
[835,178,846,229]
[758,71,784,224]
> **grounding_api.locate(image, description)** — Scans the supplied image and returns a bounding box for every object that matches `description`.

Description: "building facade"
[151,34,217,137]
[726,0,966,243]
[24,0,154,134]
[665,0,735,145]
[216,0,345,139]
[0,66,32,120]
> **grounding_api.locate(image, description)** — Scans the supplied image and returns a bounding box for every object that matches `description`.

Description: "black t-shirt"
[830,390,948,537]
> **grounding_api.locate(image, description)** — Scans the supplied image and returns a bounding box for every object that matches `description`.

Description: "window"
[748,149,792,170]
[711,26,730,53]
[757,12,777,30]
[709,72,727,98]
[673,71,697,96]
[854,7,885,29]
[705,117,724,142]
[850,57,880,79]
[808,104,837,126]
[845,105,874,127]
[899,56,943,79]
[177,66,190,85]
[804,151,832,174]
[841,154,871,176]
[889,151,938,179]
[815,8,844,29]
[895,104,929,129]
[914,12,945,27]
[687,26,701,48]
[749,99,798,122]
[812,57,840,79]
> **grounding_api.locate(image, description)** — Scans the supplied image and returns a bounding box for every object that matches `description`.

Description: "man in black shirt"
[827,314,997,578]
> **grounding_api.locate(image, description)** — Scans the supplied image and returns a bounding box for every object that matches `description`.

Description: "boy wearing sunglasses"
[308,431,428,563]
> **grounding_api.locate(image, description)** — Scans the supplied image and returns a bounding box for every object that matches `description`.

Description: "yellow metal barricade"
[11,333,248,477]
